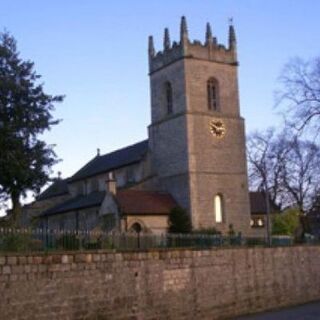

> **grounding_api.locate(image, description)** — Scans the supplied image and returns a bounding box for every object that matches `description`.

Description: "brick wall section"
[0,247,320,320]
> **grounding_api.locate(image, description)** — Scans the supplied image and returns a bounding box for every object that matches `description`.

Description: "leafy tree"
[272,208,300,236]
[0,32,64,226]
[168,207,192,233]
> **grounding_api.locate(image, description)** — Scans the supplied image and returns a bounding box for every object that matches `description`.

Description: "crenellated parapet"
[148,16,238,74]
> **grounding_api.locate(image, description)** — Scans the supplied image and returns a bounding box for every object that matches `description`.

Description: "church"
[24,17,258,236]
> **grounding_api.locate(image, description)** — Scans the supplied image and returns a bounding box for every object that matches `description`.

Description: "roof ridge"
[69,139,149,182]
[98,139,148,159]
[119,189,172,195]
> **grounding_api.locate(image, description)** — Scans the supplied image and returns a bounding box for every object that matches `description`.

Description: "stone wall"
[68,162,145,198]
[1,246,320,320]
[125,214,168,234]
[46,207,101,231]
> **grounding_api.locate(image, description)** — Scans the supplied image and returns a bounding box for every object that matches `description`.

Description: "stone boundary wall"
[0,246,320,320]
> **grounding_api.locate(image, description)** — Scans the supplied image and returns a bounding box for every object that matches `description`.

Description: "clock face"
[210,119,226,138]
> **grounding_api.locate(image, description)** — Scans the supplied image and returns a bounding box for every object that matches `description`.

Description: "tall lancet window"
[207,78,219,111]
[214,194,224,223]
[165,82,173,114]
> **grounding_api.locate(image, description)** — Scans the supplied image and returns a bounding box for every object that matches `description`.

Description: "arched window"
[214,194,224,223]
[130,222,142,234]
[207,78,219,111]
[165,82,173,114]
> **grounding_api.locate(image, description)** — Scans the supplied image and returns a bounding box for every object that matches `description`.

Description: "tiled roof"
[116,189,177,215]
[40,189,275,217]
[41,191,105,216]
[37,179,69,201]
[69,140,149,182]
[41,189,176,217]
[250,192,279,215]
[41,190,269,218]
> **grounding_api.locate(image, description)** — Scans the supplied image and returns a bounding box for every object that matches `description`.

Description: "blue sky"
[1,0,319,181]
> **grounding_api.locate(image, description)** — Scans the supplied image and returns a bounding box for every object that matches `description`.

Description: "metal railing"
[0,228,317,253]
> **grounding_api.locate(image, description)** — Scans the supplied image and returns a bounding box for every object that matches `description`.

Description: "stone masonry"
[23,17,255,236]
[148,17,251,234]
[1,246,320,319]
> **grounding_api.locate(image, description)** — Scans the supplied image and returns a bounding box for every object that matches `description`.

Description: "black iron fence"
[0,228,318,253]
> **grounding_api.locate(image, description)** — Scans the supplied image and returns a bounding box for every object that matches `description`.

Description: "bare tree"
[247,128,290,244]
[281,138,320,213]
[310,192,320,214]
[247,128,288,208]
[248,128,320,213]
[277,57,320,136]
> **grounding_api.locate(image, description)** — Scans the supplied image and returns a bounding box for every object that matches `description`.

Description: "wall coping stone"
[0,245,319,266]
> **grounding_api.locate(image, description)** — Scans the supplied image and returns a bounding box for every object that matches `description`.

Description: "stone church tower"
[148,17,250,234]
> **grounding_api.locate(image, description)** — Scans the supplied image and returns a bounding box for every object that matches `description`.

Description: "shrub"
[56,234,80,250]
[101,238,114,250]
[272,208,300,236]
[0,233,34,252]
[168,207,192,234]
[246,238,266,246]
[84,241,101,250]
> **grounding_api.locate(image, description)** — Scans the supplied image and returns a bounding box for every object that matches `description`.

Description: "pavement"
[235,301,320,320]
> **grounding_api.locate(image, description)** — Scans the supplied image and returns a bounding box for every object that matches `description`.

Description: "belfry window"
[165,82,173,114]
[214,194,224,223]
[207,78,219,111]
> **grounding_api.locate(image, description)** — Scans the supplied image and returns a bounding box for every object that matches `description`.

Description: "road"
[235,301,320,320]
